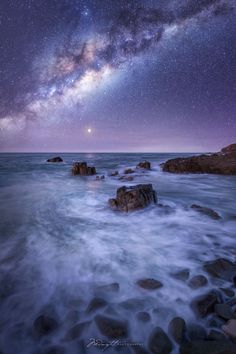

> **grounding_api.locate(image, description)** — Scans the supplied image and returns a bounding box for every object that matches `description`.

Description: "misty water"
[0,153,236,354]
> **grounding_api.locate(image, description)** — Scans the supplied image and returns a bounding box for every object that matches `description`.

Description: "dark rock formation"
[148,327,173,354]
[187,324,207,341]
[136,161,151,169]
[124,168,135,174]
[94,315,128,339]
[203,258,236,281]
[161,143,236,174]
[33,315,58,336]
[136,278,163,290]
[95,175,105,180]
[188,275,208,289]
[72,162,96,176]
[191,291,220,318]
[108,184,157,212]
[168,317,186,344]
[47,156,63,163]
[110,171,119,176]
[191,204,221,220]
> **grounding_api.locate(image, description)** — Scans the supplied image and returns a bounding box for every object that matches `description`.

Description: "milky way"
[0,0,236,152]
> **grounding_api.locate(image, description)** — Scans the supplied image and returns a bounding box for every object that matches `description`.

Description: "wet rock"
[95,175,105,180]
[63,321,90,341]
[72,161,96,176]
[95,315,128,339]
[203,258,236,281]
[86,297,108,313]
[179,339,236,354]
[136,311,151,322]
[136,278,163,290]
[222,319,236,339]
[148,327,173,354]
[95,282,120,294]
[215,304,236,320]
[108,184,157,212]
[191,291,220,318]
[124,168,135,174]
[171,269,190,281]
[188,275,208,289]
[162,143,236,175]
[168,317,186,344]
[118,175,134,181]
[33,315,58,336]
[187,324,207,341]
[207,329,226,341]
[136,161,151,169]
[220,288,235,298]
[47,156,63,163]
[191,204,221,220]
[110,171,119,176]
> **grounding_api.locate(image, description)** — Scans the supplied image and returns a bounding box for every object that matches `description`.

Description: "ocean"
[0,153,236,353]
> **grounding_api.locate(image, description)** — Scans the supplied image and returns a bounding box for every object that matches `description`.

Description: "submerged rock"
[136,161,151,169]
[136,278,163,290]
[95,282,120,294]
[168,317,186,344]
[191,204,221,220]
[191,291,220,318]
[33,315,58,336]
[95,315,128,339]
[118,175,134,181]
[188,275,208,289]
[47,156,63,163]
[161,143,236,175]
[124,168,135,174]
[86,297,108,313]
[148,327,173,354]
[171,269,190,281]
[203,258,236,281]
[108,184,157,212]
[72,162,96,176]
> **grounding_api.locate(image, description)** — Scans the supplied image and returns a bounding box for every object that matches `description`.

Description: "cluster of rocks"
[162,143,236,175]
[71,162,96,176]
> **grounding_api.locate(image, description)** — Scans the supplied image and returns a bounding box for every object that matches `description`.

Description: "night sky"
[0,0,236,152]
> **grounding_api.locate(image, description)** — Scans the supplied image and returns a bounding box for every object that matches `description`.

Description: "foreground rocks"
[191,291,220,317]
[203,258,236,281]
[136,278,163,290]
[191,204,221,220]
[168,317,186,344]
[72,162,96,176]
[109,184,157,212]
[161,143,236,174]
[47,156,63,163]
[148,327,173,354]
[137,161,151,169]
[94,315,128,339]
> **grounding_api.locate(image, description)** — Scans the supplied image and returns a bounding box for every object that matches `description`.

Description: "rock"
[191,292,219,318]
[191,204,221,220]
[95,282,120,294]
[64,321,90,341]
[72,162,96,176]
[95,175,105,180]
[136,161,151,169]
[95,315,128,339]
[179,339,236,354]
[222,319,236,339]
[136,278,163,290]
[171,269,190,281]
[118,175,134,181]
[168,317,186,344]
[203,258,236,281]
[108,184,157,212]
[33,315,58,336]
[136,312,151,322]
[207,329,226,341]
[162,144,236,175]
[188,275,208,289]
[124,168,135,174]
[215,304,236,320]
[86,298,108,313]
[47,156,63,163]
[187,324,207,341]
[220,288,235,298]
[148,327,173,354]
[110,171,119,176]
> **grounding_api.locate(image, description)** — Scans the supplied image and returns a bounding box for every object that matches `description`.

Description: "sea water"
[0,153,236,353]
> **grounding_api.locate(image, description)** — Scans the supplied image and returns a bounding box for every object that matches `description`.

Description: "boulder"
[148,327,173,354]
[207,329,226,341]
[191,291,220,318]
[191,204,221,220]
[47,156,63,163]
[33,315,58,336]
[124,168,135,174]
[110,171,119,176]
[188,275,208,289]
[108,184,157,212]
[168,317,186,344]
[94,315,128,339]
[136,161,151,169]
[136,278,163,290]
[203,258,236,281]
[72,162,96,176]
[222,319,236,339]
[162,144,236,175]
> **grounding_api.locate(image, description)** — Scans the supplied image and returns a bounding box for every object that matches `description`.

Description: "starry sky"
[0,0,236,152]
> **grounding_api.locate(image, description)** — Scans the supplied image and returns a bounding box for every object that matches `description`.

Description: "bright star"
[87,128,92,134]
